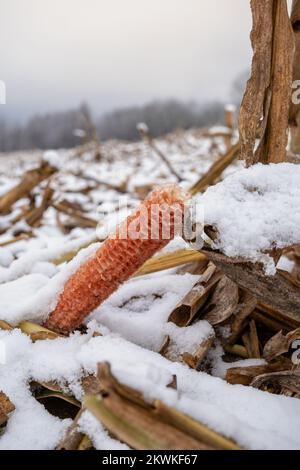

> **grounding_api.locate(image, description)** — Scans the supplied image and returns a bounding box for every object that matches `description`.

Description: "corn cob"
[45,185,186,334]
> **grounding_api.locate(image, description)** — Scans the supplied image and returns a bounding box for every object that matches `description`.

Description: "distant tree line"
[0,99,226,152]
[97,100,225,141]
[0,104,91,152]
[0,70,248,152]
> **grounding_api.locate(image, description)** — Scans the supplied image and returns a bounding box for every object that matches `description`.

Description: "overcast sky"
[0,0,252,122]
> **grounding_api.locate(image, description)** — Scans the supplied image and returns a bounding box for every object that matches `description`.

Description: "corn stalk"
[239,0,295,165]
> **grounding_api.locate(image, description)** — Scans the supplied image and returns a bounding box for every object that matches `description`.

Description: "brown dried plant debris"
[0,161,57,214]
[239,0,295,165]
[0,392,15,427]
[251,370,300,395]
[201,248,300,325]
[263,328,300,362]
[226,358,292,386]
[83,362,240,451]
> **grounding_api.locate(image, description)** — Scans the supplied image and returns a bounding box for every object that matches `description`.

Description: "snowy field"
[0,129,300,450]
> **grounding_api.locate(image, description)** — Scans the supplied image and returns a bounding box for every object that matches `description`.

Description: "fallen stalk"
[189,142,240,195]
[83,363,240,450]
[0,162,57,214]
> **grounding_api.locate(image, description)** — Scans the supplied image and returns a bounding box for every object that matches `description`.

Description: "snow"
[195,163,300,275]
[0,134,299,450]
[87,272,202,352]
[136,122,149,134]
[42,150,61,169]
[277,256,295,273]
[0,327,300,450]
[212,356,266,380]
[0,329,70,450]
[0,248,14,268]
[225,104,237,113]
[72,129,87,138]
[30,261,59,278]
[163,321,214,361]
[0,233,95,284]
[0,243,100,325]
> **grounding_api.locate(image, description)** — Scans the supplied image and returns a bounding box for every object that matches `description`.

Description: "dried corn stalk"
[83,362,240,450]
[201,248,300,325]
[189,142,240,195]
[0,162,57,214]
[239,0,295,165]
[138,125,183,182]
[53,201,98,229]
[25,185,54,227]
[168,263,221,326]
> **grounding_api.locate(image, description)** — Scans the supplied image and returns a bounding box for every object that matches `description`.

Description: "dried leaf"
[0,320,13,331]
[226,359,291,386]
[251,371,300,394]
[228,291,257,344]
[263,328,300,361]
[135,249,207,278]
[0,392,15,426]
[18,321,62,341]
[202,276,239,325]
[36,389,81,408]
[169,263,221,326]
[255,302,300,332]
[249,320,261,359]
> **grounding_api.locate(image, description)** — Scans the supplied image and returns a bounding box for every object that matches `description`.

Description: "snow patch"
[0,328,300,450]
[194,163,300,274]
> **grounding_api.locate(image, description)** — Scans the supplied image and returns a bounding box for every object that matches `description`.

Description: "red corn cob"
[44,185,186,334]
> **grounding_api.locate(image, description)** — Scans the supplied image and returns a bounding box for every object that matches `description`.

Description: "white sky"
[0,0,252,122]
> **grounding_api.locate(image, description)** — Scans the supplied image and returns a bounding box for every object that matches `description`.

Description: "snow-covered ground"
[0,130,300,450]
[2,326,300,450]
